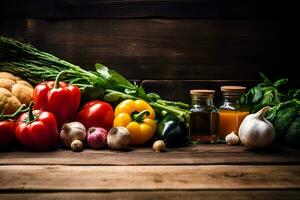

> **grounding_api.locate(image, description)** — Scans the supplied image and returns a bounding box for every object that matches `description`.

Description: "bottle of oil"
[219,86,249,140]
[189,90,219,144]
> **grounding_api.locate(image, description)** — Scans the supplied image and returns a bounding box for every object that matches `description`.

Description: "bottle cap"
[190,89,215,95]
[220,86,246,93]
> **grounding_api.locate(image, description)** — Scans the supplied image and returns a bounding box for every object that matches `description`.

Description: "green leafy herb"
[245,72,300,147]
[245,73,287,113]
[0,36,190,124]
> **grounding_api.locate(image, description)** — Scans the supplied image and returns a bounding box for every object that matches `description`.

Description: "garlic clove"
[153,140,167,152]
[225,132,240,145]
[71,139,84,152]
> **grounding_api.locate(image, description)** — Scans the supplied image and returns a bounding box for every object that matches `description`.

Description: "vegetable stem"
[150,102,190,125]
[27,101,35,122]
[133,110,150,122]
[54,71,67,89]
[0,104,27,121]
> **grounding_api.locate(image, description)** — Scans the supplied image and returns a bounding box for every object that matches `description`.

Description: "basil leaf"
[273,78,288,88]
[261,90,274,104]
[259,72,272,86]
[252,87,263,103]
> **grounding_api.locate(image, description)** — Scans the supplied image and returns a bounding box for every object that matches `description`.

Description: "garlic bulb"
[225,132,240,145]
[60,122,86,152]
[107,127,131,150]
[238,107,275,149]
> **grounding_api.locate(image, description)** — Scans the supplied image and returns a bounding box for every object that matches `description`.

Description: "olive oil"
[189,90,219,144]
[190,111,219,143]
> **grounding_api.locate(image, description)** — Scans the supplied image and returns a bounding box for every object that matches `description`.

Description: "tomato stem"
[54,71,67,89]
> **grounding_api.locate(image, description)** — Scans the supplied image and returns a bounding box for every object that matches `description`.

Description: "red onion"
[87,127,107,149]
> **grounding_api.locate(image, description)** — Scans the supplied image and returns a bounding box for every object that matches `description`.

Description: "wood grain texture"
[0,0,281,19]
[142,80,259,103]
[1,191,300,200]
[1,145,300,166]
[0,165,300,190]
[0,19,287,80]
[141,80,300,103]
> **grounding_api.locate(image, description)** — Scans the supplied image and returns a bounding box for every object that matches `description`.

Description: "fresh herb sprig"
[0,36,190,124]
[245,72,288,113]
[244,72,300,147]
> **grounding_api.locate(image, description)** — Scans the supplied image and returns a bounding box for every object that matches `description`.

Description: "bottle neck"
[223,95,240,104]
[191,96,214,107]
[221,93,243,110]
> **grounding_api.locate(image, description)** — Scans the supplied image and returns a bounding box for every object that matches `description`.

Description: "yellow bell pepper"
[114,99,156,145]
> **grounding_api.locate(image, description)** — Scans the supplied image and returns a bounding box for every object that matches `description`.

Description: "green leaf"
[259,72,272,86]
[273,78,288,88]
[293,90,300,100]
[95,63,110,79]
[123,86,147,99]
[288,89,300,100]
[252,87,263,103]
[261,90,274,104]
[239,94,246,105]
[80,85,104,103]
[137,86,147,99]
[95,63,136,90]
[266,107,278,122]
[273,90,281,104]
[260,86,271,91]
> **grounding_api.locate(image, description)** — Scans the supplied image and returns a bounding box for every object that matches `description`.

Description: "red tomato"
[76,100,114,131]
[0,120,16,149]
[0,104,27,150]
[16,102,59,151]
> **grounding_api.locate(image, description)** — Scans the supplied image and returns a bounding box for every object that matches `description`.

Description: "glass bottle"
[189,90,219,144]
[219,86,249,140]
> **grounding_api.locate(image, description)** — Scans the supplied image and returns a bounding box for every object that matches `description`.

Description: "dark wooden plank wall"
[0,0,292,103]
[0,0,283,19]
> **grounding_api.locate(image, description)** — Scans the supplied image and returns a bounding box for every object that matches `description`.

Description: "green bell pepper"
[157,115,187,146]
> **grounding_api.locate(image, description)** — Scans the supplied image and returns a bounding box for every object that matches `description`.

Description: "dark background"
[0,0,292,103]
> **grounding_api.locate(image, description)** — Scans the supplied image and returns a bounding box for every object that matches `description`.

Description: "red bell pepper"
[0,104,27,150]
[33,71,81,128]
[16,101,58,151]
[76,100,114,131]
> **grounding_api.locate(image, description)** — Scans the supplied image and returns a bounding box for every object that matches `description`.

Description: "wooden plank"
[1,190,300,200]
[1,145,300,166]
[0,165,300,190]
[0,19,286,80]
[141,80,300,103]
[142,80,259,103]
[0,0,281,19]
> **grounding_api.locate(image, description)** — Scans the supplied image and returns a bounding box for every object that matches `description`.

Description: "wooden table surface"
[0,144,300,199]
